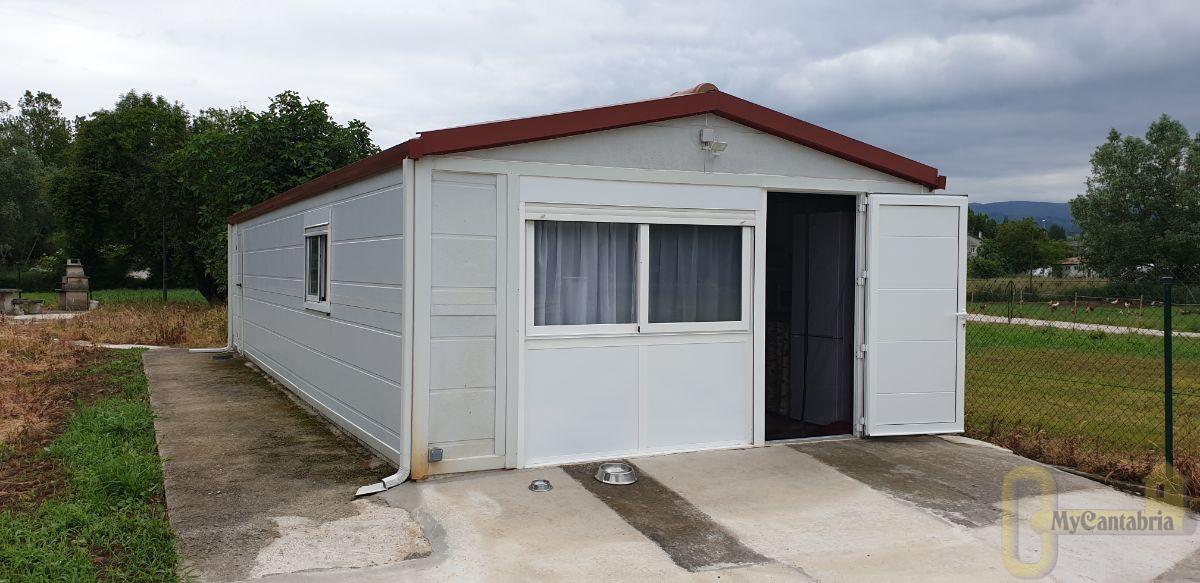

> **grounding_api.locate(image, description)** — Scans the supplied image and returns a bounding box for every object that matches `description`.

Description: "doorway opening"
[765,193,856,440]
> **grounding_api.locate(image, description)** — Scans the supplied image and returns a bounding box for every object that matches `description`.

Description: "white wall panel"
[521,175,760,210]
[243,275,303,298]
[331,188,404,241]
[329,281,403,313]
[460,114,913,185]
[525,346,640,462]
[430,238,497,288]
[244,215,303,252]
[425,171,505,468]
[243,247,303,280]
[429,389,496,443]
[644,341,752,448]
[233,168,408,466]
[331,238,404,285]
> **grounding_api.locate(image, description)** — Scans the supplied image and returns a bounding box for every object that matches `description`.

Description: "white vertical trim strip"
[519,219,534,468]
[493,174,508,459]
[410,159,433,479]
[637,223,650,329]
[505,173,522,468]
[853,192,867,437]
[752,191,767,445]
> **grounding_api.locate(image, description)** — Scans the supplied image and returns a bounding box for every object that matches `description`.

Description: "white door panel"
[872,342,957,394]
[875,237,960,290]
[865,195,966,435]
[876,204,959,237]
[874,289,959,341]
[873,392,956,426]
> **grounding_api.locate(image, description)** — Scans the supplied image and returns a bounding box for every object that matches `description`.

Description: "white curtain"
[534,221,637,325]
[649,224,742,322]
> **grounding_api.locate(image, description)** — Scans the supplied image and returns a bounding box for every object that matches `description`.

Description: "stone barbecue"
[57,258,91,311]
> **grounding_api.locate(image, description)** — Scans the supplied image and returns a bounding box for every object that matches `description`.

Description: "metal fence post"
[1007,280,1015,323]
[1163,275,1175,468]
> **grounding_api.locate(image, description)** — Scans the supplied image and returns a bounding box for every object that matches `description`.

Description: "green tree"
[1070,115,1200,277]
[0,91,71,270]
[165,91,378,301]
[1046,223,1067,241]
[0,148,50,266]
[49,91,190,287]
[968,239,1009,278]
[967,208,998,239]
[0,91,73,166]
[991,218,1070,274]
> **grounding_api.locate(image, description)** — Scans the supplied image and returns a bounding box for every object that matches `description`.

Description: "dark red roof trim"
[230,85,946,224]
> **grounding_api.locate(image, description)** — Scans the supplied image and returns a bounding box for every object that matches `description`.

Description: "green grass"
[0,349,179,582]
[966,321,1200,458]
[19,288,207,309]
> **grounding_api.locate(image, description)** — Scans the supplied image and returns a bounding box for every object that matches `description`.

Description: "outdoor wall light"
[699,127,728,156]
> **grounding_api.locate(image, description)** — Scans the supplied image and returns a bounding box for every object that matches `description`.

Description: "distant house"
[1056,257,1095,278]
[967,234,982,258]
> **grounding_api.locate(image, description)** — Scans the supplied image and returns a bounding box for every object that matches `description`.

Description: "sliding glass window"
[533,221,637,326]
[648,224,742,323]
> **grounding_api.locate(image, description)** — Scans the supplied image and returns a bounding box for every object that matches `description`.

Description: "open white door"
[863,194,966,436]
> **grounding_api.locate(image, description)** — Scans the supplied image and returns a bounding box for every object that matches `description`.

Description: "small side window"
[305,229,329,311]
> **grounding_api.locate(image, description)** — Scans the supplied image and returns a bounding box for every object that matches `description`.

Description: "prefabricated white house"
[225,83,966,484]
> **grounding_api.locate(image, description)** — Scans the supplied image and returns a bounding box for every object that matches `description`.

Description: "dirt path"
[143,350,429,582]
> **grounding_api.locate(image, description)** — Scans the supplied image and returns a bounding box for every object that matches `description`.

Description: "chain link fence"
[965,270,1200,491]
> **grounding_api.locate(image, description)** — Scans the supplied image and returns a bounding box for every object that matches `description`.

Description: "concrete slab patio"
[143,350,430,582]
[145,351,1200,582]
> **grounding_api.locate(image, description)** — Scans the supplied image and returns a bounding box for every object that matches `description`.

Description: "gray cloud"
[3,0,1197,202]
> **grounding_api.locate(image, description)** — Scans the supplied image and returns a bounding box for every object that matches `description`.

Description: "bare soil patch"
[0,322,119,509]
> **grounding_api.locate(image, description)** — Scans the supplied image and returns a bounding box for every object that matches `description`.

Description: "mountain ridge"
[968,200,1077,233]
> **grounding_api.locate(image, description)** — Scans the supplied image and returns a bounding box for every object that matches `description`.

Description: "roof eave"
[229,86,947,225]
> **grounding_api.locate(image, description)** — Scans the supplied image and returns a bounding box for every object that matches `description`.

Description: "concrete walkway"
[968,313,1200,337]
[143,350,430,582]
[145,350,1200,582]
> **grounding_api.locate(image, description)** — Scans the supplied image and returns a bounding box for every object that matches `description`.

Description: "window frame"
[524,207,753,338]
[304,224,331,313]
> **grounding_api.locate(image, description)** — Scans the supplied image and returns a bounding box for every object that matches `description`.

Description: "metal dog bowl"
[595,462,638,485]
[528,479,552,492]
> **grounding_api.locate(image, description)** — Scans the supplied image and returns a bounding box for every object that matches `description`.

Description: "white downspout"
[357,157,418,496]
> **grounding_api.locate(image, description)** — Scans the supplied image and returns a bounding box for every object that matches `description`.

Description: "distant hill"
[968,201,1078,234]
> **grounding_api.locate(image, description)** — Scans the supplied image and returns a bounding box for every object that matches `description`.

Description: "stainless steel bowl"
[528,478,552,492]
[595,462,638,485]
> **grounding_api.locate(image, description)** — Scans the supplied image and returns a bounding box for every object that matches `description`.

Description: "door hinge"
[856,270,868,286]
[855,344,868,359]
[857,202,867,213]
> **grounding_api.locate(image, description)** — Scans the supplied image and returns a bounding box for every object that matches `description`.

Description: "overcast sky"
[3,0,1197,202]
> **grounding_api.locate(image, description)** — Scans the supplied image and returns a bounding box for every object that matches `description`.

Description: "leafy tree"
[0,148,50,265]
[990,218,1070,274]
[165,91,378,301]
[967,208,998,239]
[1070,115,1200,278]
[49,91,190,287]
[1046,223,1067,241]
[968,239,1009,278]
[0,91,71,270]
[0,91,73,166]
